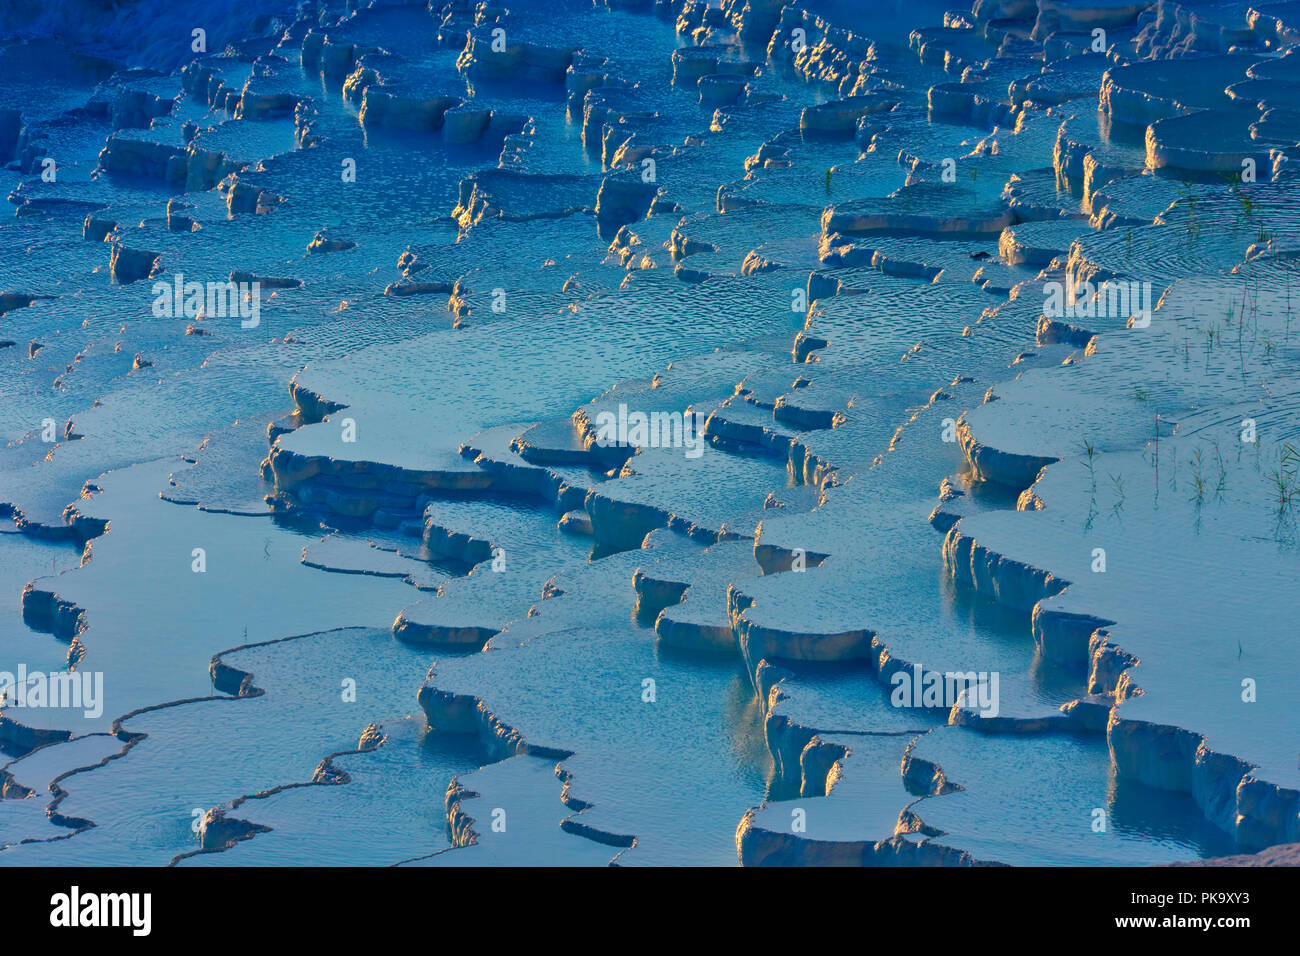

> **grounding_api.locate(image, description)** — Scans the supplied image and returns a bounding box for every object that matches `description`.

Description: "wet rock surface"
[1,0,1298,867]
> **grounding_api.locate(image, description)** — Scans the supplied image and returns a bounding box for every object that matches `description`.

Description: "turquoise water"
[2,0,1288,866]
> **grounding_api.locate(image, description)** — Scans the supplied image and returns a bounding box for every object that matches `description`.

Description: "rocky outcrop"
[108,243,161,284]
